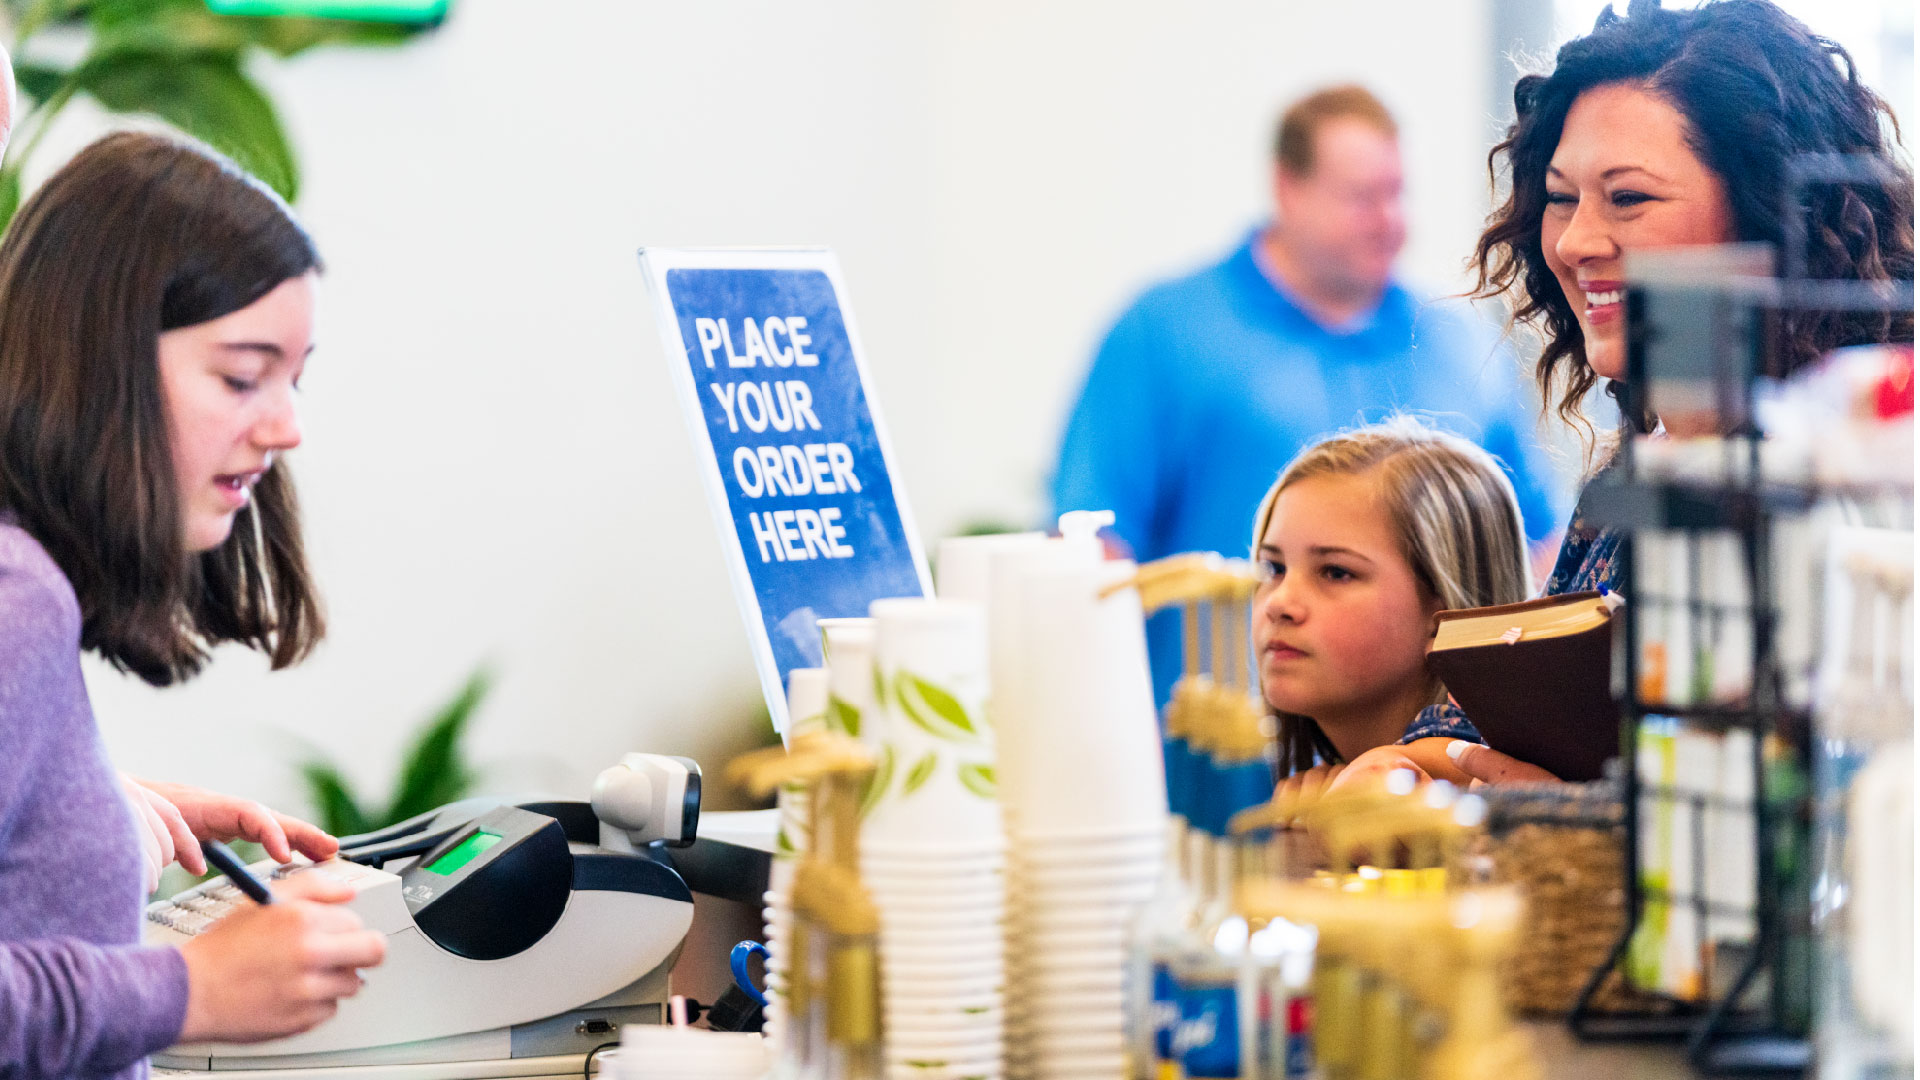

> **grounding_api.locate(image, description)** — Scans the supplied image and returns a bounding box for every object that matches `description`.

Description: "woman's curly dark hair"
[1472,0,1913,458]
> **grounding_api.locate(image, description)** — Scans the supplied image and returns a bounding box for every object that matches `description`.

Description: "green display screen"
[205,0,450,24]
[425,830,500,876]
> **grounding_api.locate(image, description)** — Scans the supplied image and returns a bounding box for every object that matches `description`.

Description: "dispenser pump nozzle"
[1057,509,1115,551]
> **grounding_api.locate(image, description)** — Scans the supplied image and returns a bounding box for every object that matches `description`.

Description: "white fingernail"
[1445,740,1472,761]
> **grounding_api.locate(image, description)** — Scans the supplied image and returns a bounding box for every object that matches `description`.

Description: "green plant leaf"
[11,62,68,104]
[895,670,979,741]
[826,695,861,739]
[902,751,938,796]
[859,744,895,818]
[775,827,796,855]
[381,666,489,827]
[873,664,889,709]
[298,761,373,838]
[85,0,426,56]
[70,49,300,200]
[957,762,997,799]
[0,171,22,239]
[238,15,425,56]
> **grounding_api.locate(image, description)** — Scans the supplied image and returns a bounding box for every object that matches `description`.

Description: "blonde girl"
[1250,416,1532,795]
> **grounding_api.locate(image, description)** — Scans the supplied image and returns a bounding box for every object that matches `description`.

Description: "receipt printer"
[149,754,703,1070]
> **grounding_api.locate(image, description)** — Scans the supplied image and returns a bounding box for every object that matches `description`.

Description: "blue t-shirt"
[1052,229,1564,704]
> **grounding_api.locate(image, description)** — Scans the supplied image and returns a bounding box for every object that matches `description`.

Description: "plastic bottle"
[1133,827,1210,1080]
[1172,842,1247,1080]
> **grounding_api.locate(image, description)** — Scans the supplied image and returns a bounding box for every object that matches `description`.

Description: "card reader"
[148,755,705,1074]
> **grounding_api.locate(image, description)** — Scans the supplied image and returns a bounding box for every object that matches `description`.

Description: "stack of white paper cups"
[763,666,831,1049]
[607,1025,769,1080]
[997,558,1167,1080]
[862,597,1005,1080]
[935,532,1049,605]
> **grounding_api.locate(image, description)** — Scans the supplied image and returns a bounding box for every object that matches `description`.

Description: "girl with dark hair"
[1449,0,1911,784]
[0,132,384,1079]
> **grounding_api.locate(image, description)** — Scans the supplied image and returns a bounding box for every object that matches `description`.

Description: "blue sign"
[640,249,931,734]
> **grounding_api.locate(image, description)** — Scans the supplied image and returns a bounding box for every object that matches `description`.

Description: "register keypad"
[146,863,321,936]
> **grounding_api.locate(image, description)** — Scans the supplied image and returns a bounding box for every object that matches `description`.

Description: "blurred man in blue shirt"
[1052,85,1562,704]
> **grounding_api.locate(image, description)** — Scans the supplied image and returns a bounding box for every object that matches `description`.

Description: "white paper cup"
[883,939,1013,963]
[1020,967,1125,993]
[1017,1012,1125,1037]
[881,973,1004,998]
[884,1061,1002,1080]
[879,905,1004,930]
[1012,868,1160,894]
[883,960,1005,982]
[885,1061,1003,1078]
[881,984,1002,1009]
[1011,853,1161,879]
[883,1053,1006,1068]
[883,955,1005,979]
[936,532,1049,605]
[1017,987,1126,1011]
[822,620,879,743]
[1008,928,1130,954]
[885,1002,1004,1025]
[1017,902,1149,931]
[864,839,1008,859]
[997,560,1166,835]
[863,866,1008,886]
[1012,880,1158,909]
[1024,1020,1126,1043]
[886,1046,1002,1065]
[886,1048,1001,1067]
[880,937,1006,962]
[615,1026,769,1078]
[787,666,832,737]
[1013,908,1149,935]
[986,540,1102,782]
[863,599,999,850]
[1013,819,1167,842]
[886,1026,1005,1051]
[1024,1050,1126,1073]
[871,888,1006,912]
[1015,944,1126,970]
[1009,828,1165,855]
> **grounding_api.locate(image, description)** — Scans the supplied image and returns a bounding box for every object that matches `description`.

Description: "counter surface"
[1525,1021,1693,1079]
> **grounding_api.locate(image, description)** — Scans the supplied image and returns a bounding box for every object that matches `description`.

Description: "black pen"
[201,839,274,905]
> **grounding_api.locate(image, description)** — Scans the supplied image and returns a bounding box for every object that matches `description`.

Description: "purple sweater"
[0,520,189,1080]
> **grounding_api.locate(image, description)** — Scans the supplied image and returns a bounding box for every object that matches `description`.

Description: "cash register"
[146,753,766,1080]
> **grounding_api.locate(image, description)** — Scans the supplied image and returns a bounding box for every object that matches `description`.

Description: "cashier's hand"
[121,772,198,892]
[125,777,340,868]
[1443,741,1559,787]
[177,872,387,1043]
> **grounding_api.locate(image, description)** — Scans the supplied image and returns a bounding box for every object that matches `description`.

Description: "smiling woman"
[1436,0,1915,787]
[1474,0,1913,455]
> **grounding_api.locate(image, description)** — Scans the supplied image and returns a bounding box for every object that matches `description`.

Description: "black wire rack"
[1562,157,1914,1077]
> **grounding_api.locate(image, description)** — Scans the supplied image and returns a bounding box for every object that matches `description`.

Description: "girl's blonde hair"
[1251,415,1533,775]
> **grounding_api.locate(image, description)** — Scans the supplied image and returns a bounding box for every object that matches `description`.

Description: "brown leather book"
[1425,591,1620,783]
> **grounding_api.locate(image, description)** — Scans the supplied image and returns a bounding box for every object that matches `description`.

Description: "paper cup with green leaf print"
[820,617,878,745]
[862,598,1000,849]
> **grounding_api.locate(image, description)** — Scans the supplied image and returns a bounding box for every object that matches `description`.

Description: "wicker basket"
[1477,781,1675,1016]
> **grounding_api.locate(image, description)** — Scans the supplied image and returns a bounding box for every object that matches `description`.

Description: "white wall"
[71,1,1506,817]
